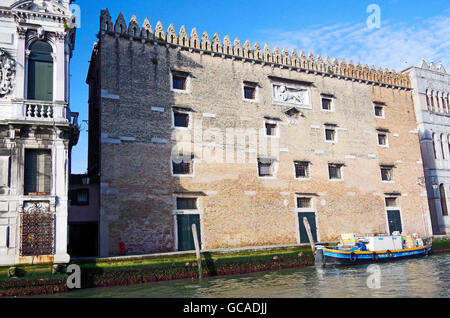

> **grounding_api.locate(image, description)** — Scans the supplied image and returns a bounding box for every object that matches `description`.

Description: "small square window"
[322,98,332,111]
[328,164,343,180]
[244,86,256,100]
[381,166,394,181]
[258,159,274,177]
[325,128,336,142]
[297,197,312,208]
[294,161,310,178]
[172,156,194,175]
[265,123,277,136]
[69,189,89,206]
[176,197,197,210]
[374,105,384,117]
[172,74,187,90]
[174,112,189,128]
[385,197,398,207]
[378,133,388,146]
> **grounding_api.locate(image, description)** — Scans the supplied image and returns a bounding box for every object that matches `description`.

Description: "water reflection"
[44,254,450,298]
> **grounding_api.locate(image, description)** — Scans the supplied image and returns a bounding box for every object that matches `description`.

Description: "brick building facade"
[88,10,432,256]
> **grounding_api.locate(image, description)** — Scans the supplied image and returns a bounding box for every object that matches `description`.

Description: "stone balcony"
[0,100,72,125]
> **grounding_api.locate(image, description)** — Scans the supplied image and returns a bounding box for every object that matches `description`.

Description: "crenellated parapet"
[419,59,447,74]
[99,10,411,89]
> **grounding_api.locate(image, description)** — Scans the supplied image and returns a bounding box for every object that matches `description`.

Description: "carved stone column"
[14,27,26,100]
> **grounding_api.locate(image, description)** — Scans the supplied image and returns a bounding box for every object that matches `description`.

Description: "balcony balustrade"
[0,101,71,124]
[26,103,54,119]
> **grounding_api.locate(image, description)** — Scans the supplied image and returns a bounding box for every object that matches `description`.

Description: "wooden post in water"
[303,217,316,253]
[191,223,202,279]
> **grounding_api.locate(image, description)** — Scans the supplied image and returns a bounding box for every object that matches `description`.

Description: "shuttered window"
[294,161,310,178]
[328,163,343,180]
[265,123,277,136]
[24,149,52,195]
[297,197,312,208]
[27,41,53,101]
[0,156,9,187]
[381,166,394,181]
[440,184,448,216]
[322,98,332,110]
[258,159,274,177]
[173,112,189,127]
[176,198,197,210]
[69,189,89,205]
[244,86,256,100]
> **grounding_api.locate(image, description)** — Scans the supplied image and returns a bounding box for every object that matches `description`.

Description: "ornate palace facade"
[0,0,78,265]
[403,61,450,235]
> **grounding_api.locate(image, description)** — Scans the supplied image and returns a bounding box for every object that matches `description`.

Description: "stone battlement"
[99,9,411,89]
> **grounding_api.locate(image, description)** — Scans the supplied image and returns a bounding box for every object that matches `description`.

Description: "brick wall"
[93,33,430,255]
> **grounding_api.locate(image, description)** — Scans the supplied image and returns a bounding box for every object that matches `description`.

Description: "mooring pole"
[192,223,202,279]
[303,217,316,253]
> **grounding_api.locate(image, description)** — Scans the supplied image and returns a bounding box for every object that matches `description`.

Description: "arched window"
[432,133,438,159]
[441,95,447,113]
[431,90,435,112]
[425,89,430,110]
[447,94,450,113]
[448,134,450,161]
[27,41,53,101]
[445,94,449,113]
[436,92,441,112]
[440,184,448,216]
[441,134,447,159]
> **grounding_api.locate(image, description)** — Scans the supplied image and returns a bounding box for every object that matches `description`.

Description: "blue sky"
[70,0,450,173]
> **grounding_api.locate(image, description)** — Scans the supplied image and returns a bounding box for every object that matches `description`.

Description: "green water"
[47,253,449,298]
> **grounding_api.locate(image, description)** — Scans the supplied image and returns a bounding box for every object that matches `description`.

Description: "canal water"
[49,253,449,298]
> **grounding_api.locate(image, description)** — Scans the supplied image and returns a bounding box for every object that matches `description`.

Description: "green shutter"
[27,57,53,101]
[24,150,38,195]
[24,150,51,195]
[42,151,52,194]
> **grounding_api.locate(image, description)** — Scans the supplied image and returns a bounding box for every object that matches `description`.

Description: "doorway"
[387,210,403,234]
[298,212,318,243]
[176,214,201,251]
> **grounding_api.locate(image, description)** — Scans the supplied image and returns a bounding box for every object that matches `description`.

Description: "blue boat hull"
[315,245,432,266]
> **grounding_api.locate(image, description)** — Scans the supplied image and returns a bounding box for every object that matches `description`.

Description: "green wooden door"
[27,55,53,101]
[387,210,403,234]
[298,212,318,243]
[177,214,201,251]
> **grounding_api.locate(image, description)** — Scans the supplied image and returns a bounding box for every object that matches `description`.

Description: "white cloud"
[258,11,450,72]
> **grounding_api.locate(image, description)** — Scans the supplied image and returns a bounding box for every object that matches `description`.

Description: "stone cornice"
[0,7,72,23]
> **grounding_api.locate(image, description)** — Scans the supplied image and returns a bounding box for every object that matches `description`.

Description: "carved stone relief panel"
[0,49,16,98]
[272,83,311,108]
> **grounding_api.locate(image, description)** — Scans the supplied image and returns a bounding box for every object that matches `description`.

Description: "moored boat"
[314,233,432,266]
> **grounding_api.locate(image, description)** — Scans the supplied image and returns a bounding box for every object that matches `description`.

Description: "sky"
[69,0,450,174]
